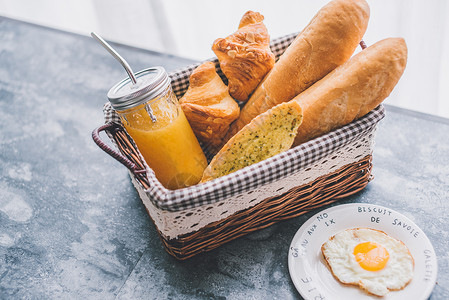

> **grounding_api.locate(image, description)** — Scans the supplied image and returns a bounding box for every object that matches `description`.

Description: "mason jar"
[107,67,207,190]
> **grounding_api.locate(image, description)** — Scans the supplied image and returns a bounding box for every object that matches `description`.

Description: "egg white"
[321,228,414,296]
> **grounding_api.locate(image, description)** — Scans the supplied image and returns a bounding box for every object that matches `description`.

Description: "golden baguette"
[223,0,370,144]
[201,101,303,183]
[293,37,407,146]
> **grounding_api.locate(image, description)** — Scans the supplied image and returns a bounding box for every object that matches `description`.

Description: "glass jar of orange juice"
[107,67,207,190]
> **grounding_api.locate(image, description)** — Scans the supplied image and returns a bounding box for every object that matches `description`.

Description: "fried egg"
[321,228,414,296]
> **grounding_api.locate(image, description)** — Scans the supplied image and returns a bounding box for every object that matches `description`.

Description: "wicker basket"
[92,34,385,260]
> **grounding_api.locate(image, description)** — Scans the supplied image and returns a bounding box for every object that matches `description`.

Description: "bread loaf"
[223,0,370,144]
[292,38,408,146]
[201,101,302,182]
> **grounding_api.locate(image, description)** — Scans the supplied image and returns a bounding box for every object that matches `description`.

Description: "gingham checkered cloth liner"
[102,33,385,212]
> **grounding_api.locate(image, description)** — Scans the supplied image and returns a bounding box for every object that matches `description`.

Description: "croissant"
[179,62,240,150]
[212,11,275,102]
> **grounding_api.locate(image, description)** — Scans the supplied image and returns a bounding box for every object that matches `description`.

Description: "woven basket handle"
[92,123,140,173]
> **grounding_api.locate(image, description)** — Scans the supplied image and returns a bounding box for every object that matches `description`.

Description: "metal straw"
[91,32,137,85]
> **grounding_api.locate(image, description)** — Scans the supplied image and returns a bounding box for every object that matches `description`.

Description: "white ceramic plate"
[288,203,437,300]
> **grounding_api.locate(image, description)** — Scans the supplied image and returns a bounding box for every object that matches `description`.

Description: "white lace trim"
[131,130,375,239]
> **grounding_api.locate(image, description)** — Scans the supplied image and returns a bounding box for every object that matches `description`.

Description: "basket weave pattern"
[160,154,372,260]
[128,129,376,240]
[102,104,380,260]
[94,34,385,259]
[108,127,378,260]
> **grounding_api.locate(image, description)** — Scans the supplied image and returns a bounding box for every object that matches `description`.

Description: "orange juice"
[120,101,206,189]
[109,67,207,190]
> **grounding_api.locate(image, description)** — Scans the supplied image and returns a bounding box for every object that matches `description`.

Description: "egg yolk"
[353,242,389,271]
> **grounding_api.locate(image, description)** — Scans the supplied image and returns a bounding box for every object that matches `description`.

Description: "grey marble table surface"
[0,17,448,300]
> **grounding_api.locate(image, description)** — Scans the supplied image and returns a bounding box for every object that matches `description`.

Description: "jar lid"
[107,66,170,111]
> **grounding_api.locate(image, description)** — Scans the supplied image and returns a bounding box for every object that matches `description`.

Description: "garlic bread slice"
[201,101,302,182]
